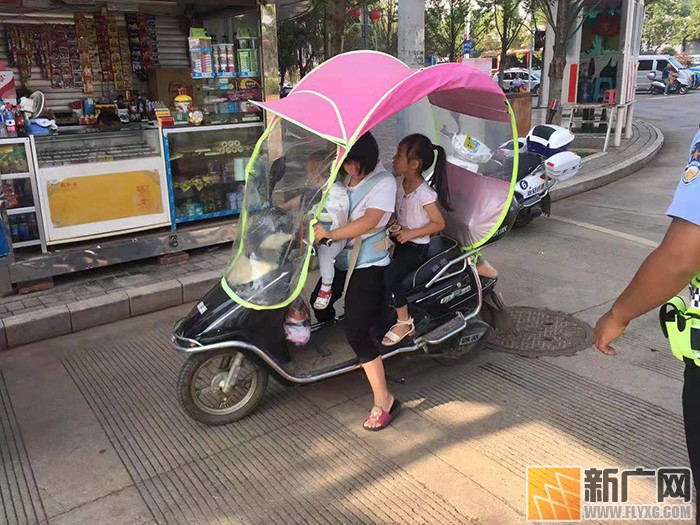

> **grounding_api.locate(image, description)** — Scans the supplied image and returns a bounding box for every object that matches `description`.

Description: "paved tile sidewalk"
[0,247,231,319]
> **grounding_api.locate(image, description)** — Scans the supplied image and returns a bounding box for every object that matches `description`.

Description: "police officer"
[594,126,700,523]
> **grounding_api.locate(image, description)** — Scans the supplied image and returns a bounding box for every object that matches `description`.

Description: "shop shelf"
[1,172,31,180]
[171,151,253,160]
[12,239,41,248]
[175,208,240,224]
[7,206,36,216]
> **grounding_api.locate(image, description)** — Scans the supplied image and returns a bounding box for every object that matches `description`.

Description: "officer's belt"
[660,295,700,367]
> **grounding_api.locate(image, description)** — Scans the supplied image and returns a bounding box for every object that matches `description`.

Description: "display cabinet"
[162,122,263,227]
[0,137,45,250]
[32,126,171,245]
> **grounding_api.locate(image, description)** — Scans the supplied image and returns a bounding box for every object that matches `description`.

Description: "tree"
[686,0,700,42]
[661,46,678,56]
[642,0,681,52]
[486,0,527,88]
[425,0,491,62]
[535,0,587,124]
[425,0,469,62]
[312,0,347,59]
[374,0,399,54]
[278,10,323,85]
[676,0,700,52]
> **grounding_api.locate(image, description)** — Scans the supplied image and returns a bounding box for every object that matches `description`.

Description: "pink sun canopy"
[255,51,509,145]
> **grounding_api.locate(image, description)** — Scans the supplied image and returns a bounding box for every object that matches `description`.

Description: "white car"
[493,68,541,93]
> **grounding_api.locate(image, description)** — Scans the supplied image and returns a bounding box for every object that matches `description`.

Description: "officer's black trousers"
[683,359,700,524]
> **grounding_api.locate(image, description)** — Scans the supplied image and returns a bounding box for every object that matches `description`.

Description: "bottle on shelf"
[18,219,28,241]
[27,214,38,239]
[10,219,19,242]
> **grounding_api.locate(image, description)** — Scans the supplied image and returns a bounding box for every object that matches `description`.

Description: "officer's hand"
[593,309,628,356]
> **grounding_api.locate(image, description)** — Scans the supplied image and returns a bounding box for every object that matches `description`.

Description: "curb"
[0,270,223,350]
[0,121,664,351]
[551,120,664,202]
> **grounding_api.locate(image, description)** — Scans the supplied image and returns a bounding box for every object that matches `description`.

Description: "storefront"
[0,1,284,293]
[540,0,645,144]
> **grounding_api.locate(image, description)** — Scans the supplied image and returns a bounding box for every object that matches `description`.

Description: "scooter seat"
[401,236,462,290]
[517,152,543,181]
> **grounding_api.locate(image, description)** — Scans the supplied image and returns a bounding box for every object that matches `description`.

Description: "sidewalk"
[0,212,686,525]
[0,96,688,524]
[0,119,663,350]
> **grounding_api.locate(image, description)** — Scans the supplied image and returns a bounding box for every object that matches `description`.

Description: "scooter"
[509,125,581,227]
[647,71,690,95]
[171,51,521,426]
[451,124,581,230]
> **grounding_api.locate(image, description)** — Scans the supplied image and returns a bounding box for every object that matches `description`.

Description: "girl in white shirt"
[382,134,451,346]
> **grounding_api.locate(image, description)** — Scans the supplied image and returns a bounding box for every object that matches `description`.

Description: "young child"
[306,151,350,310]
[382,134,450,346]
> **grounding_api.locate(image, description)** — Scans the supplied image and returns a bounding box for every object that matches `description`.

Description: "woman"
[312,132,399,431]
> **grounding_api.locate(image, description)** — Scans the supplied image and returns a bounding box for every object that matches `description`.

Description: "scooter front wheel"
[177,349,268,426]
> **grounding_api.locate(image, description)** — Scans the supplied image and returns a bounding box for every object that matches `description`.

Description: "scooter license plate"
[459,333,481,346]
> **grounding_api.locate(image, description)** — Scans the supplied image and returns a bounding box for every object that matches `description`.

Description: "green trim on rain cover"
[462,100,519,253]
[221,99,518,311]
[221,120,349,311]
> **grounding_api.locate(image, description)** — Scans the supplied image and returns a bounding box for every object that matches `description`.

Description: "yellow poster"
[47,170,163,228]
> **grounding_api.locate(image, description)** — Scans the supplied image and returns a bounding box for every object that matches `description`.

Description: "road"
[0,92,697,525]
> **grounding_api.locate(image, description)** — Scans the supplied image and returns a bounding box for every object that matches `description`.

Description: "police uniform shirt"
[668,128,700,307]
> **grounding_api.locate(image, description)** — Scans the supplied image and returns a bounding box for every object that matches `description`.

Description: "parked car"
[280,83,293,98]
[688,67,700,89]
[493,68,541,94]
[637,55,693,92]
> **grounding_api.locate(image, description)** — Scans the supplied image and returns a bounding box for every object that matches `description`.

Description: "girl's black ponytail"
[431,144,451,211]
[399,133,452,211]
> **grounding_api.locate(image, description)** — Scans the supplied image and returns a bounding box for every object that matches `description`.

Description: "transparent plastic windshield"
[223,121,339,308]
[430,105,517,247]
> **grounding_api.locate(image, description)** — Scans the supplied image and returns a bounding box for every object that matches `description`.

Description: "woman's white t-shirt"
[396,176,438,245]
[346,163,397,268]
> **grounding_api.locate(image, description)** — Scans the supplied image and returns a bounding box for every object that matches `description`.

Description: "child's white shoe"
[313,288,333,310]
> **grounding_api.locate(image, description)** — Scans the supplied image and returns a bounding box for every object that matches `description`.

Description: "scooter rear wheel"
[513,209,534,228]
[177,349,268,425]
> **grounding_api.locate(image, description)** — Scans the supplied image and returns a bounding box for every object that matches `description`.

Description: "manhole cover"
[486,307,593,357]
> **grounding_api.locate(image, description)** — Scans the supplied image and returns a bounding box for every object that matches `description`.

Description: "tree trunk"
[323,6,330,60]
[499,43,507,89]
[387,2,394,52]
[297,48,305,77]
[324,0,346,59]
[547,0,569,125]
[547,47,565,124]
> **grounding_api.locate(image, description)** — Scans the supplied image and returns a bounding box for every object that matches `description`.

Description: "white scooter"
[647,71,690,95]
[440,124,581,234]
[498,125,581,228]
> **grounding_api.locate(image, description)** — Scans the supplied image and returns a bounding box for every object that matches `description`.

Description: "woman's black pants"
[311,265,386,363]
